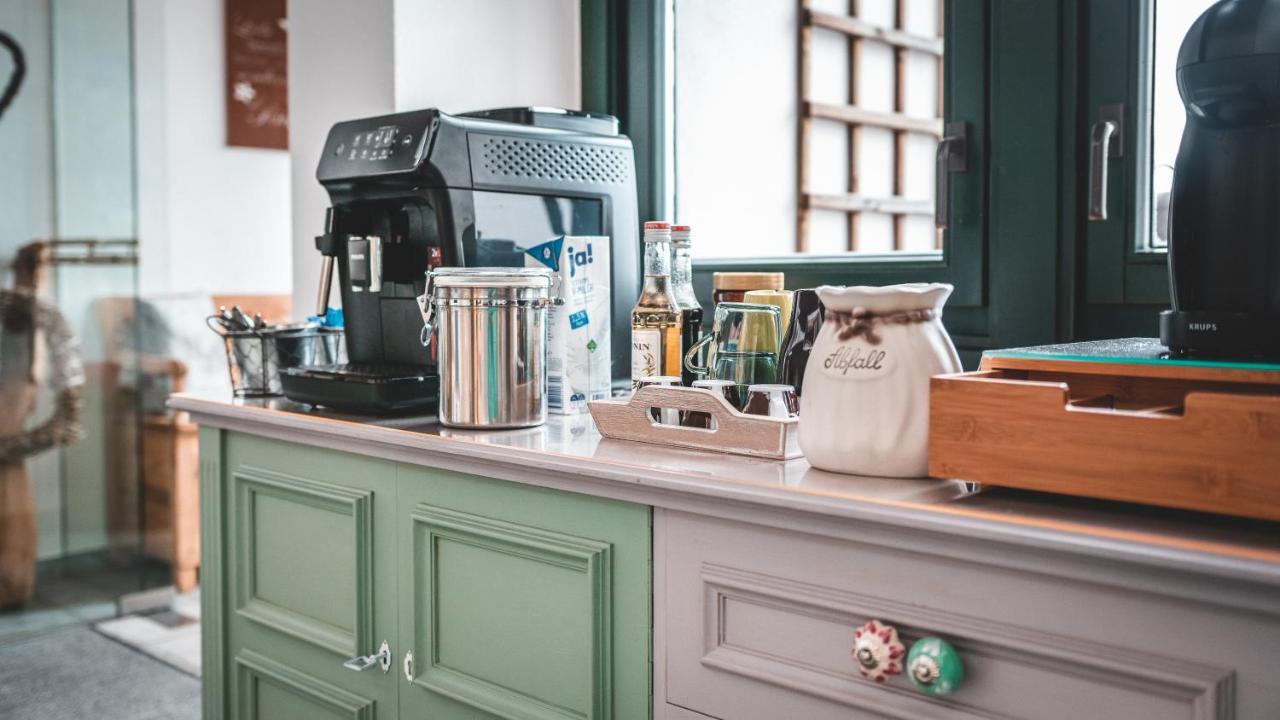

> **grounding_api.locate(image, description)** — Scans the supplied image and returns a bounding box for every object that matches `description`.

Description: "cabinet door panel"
[236,650,374,720]
[220,434,398,719]
[398,465,650,720]
[233,468,370,655]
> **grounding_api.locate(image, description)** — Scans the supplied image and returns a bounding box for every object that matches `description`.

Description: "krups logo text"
[1189,322,1218,332]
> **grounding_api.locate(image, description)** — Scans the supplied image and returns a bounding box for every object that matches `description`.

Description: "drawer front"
[661,511,1274,720]
[219,433,399,720]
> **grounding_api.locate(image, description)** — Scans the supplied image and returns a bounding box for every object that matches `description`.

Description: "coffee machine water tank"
[1161,0,1280,358]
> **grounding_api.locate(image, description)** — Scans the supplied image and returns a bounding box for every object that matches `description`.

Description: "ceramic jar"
[798,283,962,477]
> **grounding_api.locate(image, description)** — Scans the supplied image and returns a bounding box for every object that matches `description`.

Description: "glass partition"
[0,0,170,643]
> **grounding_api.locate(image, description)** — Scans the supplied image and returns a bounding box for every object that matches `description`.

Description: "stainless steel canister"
[419,268,558,428]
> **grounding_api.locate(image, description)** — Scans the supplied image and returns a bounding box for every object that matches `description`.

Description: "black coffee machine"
[1161,0,1280,359]
[281,107,639,412]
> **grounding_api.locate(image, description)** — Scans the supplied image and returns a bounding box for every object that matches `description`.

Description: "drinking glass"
[685,302,781,401]
[711,352,778,406]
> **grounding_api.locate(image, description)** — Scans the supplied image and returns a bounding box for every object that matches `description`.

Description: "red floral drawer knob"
[851,619,905,683]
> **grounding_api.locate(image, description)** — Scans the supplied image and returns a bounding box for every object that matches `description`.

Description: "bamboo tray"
[928,338,1280,520]
[589,385,801,460]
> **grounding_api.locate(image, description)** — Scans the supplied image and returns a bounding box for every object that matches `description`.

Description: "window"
[1077,0,1212,336]
[670,0,946,259]
[582,0,1189,362]
[584,0,992,367]
[1148,0,1217,250]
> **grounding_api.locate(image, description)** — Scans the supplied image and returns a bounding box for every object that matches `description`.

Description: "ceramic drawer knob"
[907,636,964,696]
[851,619,906,683]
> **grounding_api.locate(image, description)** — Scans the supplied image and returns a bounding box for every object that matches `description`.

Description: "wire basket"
[207,319,344,397]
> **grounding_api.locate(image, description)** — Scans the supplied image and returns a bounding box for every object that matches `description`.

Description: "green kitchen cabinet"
[201,429,652,720]
[396,463,652,720]
[214,431,401,719]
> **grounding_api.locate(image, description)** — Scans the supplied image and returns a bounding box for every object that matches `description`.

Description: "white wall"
[288,0,581,315]
[393,0,580,113]
[53,0,135,240]
[288,0,396,318]
[134,0,293,299]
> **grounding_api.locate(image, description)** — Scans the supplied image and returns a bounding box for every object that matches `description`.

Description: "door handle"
[935,122,970,230]
[343,640,392,673]
[1088,104,1124,221]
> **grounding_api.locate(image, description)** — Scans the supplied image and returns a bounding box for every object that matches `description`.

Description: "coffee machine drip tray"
[281,364,439,414]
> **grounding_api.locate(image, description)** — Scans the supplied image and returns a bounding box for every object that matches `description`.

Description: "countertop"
[171,393,1280,594]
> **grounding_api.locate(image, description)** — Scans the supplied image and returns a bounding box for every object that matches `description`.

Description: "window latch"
[935,122,970,230]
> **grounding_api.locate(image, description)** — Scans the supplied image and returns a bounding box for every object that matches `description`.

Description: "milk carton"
[524,236,612,414]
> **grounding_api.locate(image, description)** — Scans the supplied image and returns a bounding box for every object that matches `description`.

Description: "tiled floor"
[96,589,202,676]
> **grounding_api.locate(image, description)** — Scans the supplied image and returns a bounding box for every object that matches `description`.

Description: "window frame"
[1074,0,1173,339]
[582,0,985,301]
[582,0,1095,366]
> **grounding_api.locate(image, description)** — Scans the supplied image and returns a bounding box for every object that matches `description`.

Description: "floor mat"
[0,626,200,720]
[96,589,201,677]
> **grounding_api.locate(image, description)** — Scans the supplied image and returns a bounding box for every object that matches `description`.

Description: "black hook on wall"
[0,30,27,122]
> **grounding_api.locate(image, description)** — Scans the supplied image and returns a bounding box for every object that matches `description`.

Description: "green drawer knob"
[907,636,964,696]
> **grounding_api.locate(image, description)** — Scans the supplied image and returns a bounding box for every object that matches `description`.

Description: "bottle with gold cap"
[630,222,684,386]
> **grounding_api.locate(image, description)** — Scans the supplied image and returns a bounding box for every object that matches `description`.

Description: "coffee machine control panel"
[318,110,435,179]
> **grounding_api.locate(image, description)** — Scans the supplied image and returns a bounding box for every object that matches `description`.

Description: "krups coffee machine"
[281,107,638,412]
[1161,0,1280,358]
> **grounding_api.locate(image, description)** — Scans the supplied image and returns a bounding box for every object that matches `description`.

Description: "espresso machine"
[1161,0,1280,359]
[281,107,639,412]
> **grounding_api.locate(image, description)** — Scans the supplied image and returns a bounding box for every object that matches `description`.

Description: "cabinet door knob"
[851,620,906,683]
[343,640,392,673]
[908,636,964,696]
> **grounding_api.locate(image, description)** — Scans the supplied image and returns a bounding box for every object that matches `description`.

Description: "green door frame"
[1074,0,1171,340]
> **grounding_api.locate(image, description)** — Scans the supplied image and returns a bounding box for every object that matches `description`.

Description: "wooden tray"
[589,385,801,460]
[928,339,1280,520]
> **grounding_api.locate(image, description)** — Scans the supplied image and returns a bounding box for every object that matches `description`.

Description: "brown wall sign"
[225,0,288,150]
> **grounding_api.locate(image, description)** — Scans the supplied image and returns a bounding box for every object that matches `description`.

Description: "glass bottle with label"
[670,224,704,385]
[631,221,684,386]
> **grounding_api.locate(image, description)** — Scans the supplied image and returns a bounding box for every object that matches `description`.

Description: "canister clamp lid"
[427,267,555,289]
